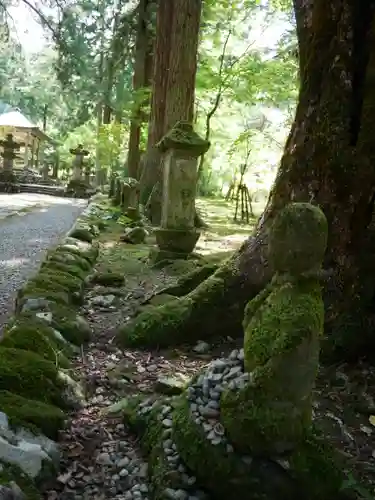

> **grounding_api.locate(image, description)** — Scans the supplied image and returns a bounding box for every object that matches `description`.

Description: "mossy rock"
[60,237,99,264]
[48,249,92,272]
[172,398,346,500]
[0,461,41,499]
[23,277,72,298]
[21,303,91,346]
[14,305,90,346]
[41,260,88,281]
[16,286,71,313]
[8,313,76,354]
[118,297,194,348]
[38,269,83,292]
[0,348,66,408]
[1,319,71,369]
[172,398,293,500]
[0,390,65,440]
[49,306,91,345]
[32,270,84,304]
[68,226,94,243]
[91,271,125,287]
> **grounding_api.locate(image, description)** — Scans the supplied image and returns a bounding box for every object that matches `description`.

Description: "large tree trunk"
[139,0,202,222]
[118,1,375,363]
[126,0,154,180]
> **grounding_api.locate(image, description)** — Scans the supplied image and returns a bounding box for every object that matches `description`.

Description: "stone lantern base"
[151,227,201,262]
[126,207,141,221]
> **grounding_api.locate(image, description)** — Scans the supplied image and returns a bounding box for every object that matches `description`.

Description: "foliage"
[1,0,298,190]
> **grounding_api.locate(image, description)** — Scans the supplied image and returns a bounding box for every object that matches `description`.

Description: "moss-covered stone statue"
[221,202,327,455]
[119,203,356,500]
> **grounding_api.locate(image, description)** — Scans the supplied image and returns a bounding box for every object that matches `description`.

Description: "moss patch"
[0,390,65,440]
[220,279,323,455]
[157,121,210,155]
[48,249,92,272]
[172,398,294,500]
[16,286,71,312]
[36,304,91,345]
[26,271,84,304]
[118,297,194,348]
[1,319,71,368]
[69,226,94,243]
[269,202,328,275]
[41,260,88,281]
[0,347,66,408]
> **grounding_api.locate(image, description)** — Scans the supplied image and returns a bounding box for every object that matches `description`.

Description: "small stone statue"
[221,202,328,455]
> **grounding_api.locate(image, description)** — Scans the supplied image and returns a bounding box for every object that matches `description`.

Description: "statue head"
[268,202,328,275]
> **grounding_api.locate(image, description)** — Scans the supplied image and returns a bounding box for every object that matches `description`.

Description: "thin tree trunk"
[126,0,154,179]
[118,0,375,363]
[139,0,174,203]
[95,0,106,186]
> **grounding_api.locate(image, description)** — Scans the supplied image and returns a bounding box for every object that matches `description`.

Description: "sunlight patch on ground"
[195,197,263,256]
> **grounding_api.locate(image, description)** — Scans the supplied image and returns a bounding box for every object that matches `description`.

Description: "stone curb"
[0,198,104,498]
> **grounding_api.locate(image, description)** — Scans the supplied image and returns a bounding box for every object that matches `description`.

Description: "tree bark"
[139,0,202,222]
[118,0,375,363]
[126,0,155,180]
[138,0,174,202]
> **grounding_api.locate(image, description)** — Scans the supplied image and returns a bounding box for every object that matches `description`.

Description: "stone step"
[17,183,66,196]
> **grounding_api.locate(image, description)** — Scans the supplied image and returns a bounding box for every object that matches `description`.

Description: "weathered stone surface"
[155,228,200,255]
[154,374,189,395]
[0,412,59,481]
[154,122,209,258]
[121,227,148,245]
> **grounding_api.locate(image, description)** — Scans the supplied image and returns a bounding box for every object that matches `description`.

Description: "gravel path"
[0,194,87,331]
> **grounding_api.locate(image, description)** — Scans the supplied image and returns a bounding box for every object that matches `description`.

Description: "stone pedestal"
[152,121,210,261]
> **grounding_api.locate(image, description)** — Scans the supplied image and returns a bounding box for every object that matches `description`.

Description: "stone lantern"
[0,133,22,172]
[153,121,210,260]
[69,144,89,181]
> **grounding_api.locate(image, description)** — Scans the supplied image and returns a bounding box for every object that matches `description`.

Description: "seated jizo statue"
[221,202,328,456]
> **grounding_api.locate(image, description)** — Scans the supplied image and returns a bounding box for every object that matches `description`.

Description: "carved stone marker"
[69,144,89,181]
[122,177,140,218]
[42,162,50,182]
[153,121,210,259]
[0,134,22,172]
